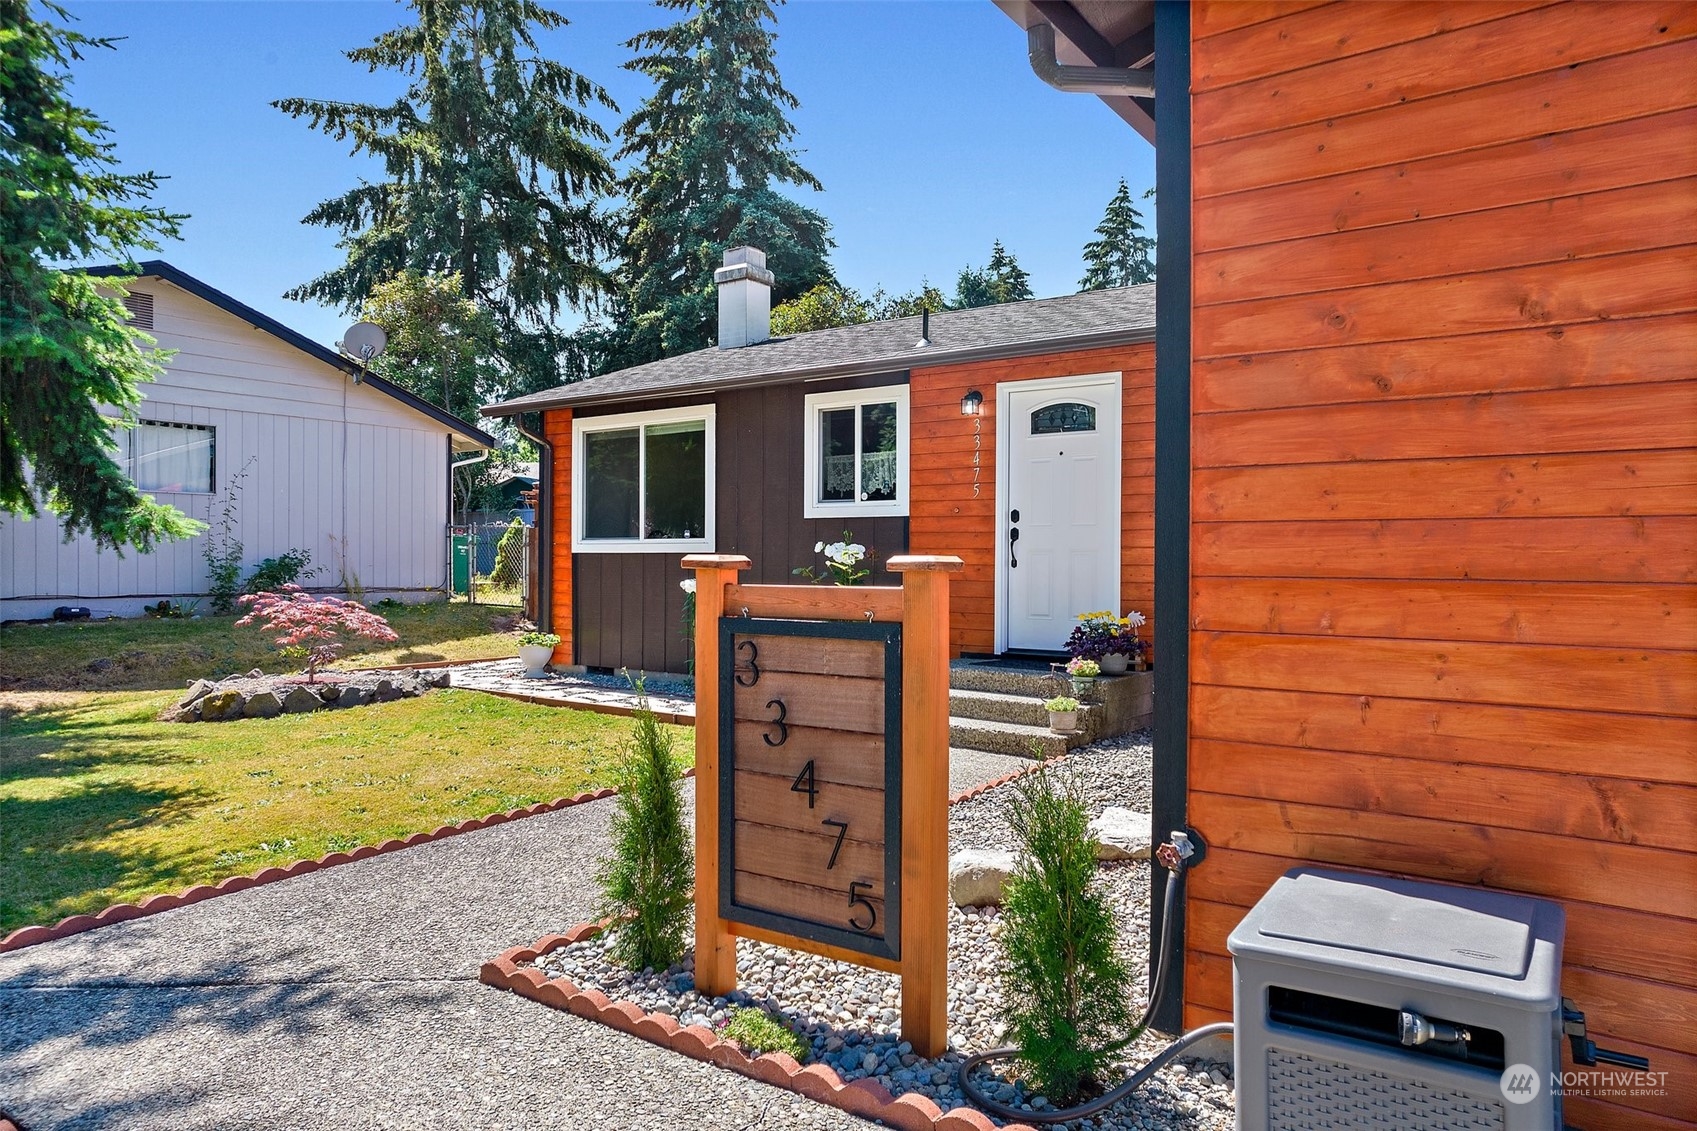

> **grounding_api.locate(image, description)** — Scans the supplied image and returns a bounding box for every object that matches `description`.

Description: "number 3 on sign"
[762,698,788,746]
[848,880,877,933]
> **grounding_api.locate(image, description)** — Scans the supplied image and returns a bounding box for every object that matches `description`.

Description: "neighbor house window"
[573,404,715,552]
[123,420,214,493]
[802,386,909,519]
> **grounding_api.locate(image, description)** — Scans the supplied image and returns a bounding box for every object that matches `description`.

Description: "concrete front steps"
[948,659,1153,760]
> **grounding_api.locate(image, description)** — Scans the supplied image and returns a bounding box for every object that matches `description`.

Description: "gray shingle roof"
[483,283,1155,415]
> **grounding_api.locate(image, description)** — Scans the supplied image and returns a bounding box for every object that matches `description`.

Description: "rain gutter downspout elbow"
[1026,23,1155,98]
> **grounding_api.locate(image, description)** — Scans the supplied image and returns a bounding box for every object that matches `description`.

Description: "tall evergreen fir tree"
[1078,179,1155,290]
[606,0,834,367]
[0,0,202,551]
[273,0,619,399]
[954,240,1034,309]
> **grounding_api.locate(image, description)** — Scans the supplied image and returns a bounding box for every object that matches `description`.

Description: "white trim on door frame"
[993,372,1122,654]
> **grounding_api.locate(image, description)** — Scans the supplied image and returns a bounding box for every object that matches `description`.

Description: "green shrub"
[597,678,693,971]
[722,1008,810,1062]
[245,549,319,594]
[490,519,526,588]
[517,630,559,648]
[997,766,1138,1104]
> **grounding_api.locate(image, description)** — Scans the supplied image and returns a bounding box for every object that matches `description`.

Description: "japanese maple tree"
[236,584,398,681]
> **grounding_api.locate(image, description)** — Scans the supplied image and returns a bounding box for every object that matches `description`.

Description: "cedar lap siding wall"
[1182,5,1696,1130]
[908,342,1155,657]
[541,341,1156,672]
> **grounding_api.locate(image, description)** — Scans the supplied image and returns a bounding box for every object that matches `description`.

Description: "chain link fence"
[448,520,530,606]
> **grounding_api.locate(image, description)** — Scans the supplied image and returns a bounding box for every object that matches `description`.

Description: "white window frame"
[802,386,910,519]
[122,419,216,495]
[571,403,716,554]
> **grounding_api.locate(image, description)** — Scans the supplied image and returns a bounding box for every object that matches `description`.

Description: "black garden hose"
[959,1023,1236,1124]
[959,844,1235,1124]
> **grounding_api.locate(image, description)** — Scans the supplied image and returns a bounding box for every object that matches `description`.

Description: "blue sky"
[63,0,1154,349]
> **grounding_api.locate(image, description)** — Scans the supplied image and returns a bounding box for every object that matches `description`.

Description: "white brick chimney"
[714,246,774,349]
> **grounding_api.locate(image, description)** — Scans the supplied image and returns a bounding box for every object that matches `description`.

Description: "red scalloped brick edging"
[4,755,1041,956]
[948,754,1064,806]
[479,924,1038,1131]
[0,772,694,954]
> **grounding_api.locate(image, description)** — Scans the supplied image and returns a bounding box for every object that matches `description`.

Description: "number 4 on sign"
[790,759,817,807]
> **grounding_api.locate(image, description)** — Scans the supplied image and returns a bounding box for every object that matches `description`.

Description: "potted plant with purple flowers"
[1065,610,1148,674]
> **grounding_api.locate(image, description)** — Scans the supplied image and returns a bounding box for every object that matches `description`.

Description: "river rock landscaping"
[527,733,1236,1131]
[158,668,447,722]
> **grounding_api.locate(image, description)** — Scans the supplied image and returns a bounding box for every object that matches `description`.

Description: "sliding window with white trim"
[572,404,715,553]
[801,386,909,519]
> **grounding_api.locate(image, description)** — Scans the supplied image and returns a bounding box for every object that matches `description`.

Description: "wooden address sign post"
[684,553,962,1058]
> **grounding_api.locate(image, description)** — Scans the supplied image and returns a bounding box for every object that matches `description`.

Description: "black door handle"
[1009,526,1019,569]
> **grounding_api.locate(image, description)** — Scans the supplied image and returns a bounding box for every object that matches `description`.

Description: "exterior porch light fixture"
[961,389,984,417]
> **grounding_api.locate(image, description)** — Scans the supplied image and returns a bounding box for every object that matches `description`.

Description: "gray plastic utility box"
[1229,868,1565,1131]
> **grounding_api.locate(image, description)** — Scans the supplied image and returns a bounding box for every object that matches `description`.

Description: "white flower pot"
[1100,652,1130,675]
[518,644,554,678]
[1048,709,1079,734]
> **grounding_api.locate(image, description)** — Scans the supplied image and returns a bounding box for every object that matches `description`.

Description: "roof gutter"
[1026,23,1155,97]
[481,323,1157,416]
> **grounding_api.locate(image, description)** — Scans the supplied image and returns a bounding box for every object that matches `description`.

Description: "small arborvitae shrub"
[998,766,1138,1104]
[490,518,526,588]
[598,678,693,971]
[722,1007,810,1062]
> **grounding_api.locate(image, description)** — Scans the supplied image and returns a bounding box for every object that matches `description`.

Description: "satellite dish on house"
[336,321,388,384]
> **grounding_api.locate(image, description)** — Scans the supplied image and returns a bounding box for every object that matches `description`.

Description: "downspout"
[512,413,551,635]
[1025,23,1155,97]
[1021,6,1187,1034]
[450,448,489,525]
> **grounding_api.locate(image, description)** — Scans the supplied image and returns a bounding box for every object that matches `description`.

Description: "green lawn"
[0,688,693,935]
[0,599,523,693]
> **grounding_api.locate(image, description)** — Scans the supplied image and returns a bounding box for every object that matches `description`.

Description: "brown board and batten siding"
[908,342,1157,657]
[1187,5,1696,1130]
[557,376,909,674]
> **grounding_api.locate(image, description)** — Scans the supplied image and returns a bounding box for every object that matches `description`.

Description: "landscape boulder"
[1089,807,1152,861]
[243,690,283,718]
[198,689,245,722]
[281,686,321,714]
[949,848,1020,907]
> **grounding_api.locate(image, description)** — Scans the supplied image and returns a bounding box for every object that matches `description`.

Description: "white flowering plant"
[679,578,697,674]
[793,531,872,586]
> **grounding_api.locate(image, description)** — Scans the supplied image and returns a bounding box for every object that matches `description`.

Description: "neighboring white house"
[0,261,494,620]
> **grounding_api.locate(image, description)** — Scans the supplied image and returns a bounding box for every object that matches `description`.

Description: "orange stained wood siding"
[542,408,574,663]
[908,342,1155,657]
[1189,5,1697,1129]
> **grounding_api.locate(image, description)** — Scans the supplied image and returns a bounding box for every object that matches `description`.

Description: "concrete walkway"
[0,751,1031,1130]
[444,660,697,723]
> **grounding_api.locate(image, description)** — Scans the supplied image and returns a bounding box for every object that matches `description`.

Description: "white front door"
[1000,375,1121,652]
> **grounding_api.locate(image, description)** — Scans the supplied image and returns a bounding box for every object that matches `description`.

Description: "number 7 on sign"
[821,818,848,869]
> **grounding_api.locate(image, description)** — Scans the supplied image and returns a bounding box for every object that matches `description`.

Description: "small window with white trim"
[123,420,215,494]
[802,386,909,519]
[573,404,715,552]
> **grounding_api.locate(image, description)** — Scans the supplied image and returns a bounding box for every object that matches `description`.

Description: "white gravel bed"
[530,729,1235,1130]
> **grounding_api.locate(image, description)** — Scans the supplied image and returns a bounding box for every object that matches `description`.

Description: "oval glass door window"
[1030,403,1097,434]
